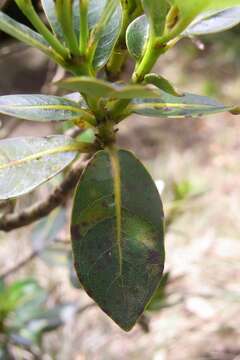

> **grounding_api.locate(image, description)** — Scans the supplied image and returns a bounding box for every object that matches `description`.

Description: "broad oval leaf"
[183,7,240,36]
[126,15,149,60]
[0,135,79,200]
[129,92,232,118]
[0,95,95,124]
[71,148,165,331]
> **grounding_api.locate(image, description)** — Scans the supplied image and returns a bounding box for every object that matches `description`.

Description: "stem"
[79,0,89,55]
[16,0,69,59]
[56,0,79,56]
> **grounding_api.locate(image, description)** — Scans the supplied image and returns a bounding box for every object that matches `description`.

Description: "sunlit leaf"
[142,0,169,35]
[71,148,165,331]
[0,135,82,199]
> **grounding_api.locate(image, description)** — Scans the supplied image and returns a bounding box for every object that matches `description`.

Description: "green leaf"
[0,95,95,124]
[170,0,240,23]
[142,0,169,36]
[129,92,232,118]
[41,0,65,41]
[59,76,160,99]
[71,148,165,331]
[0,135,82,200]
[89,0,123,69]
[183,7,240,36]
[126,15,149,60]
[144,73,182,97]
[0,11,53,58]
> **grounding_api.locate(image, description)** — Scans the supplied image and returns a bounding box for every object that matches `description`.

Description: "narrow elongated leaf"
[89,0,123,69]
[71,148,164,331]
[0,12,52,57]
[41,0,65,41]
[0,135,81,199]
[129,92,232,118]
[0,95,95,124]
[142,0,169,35]
[59,77,160,99]
[126,15,149,60]
[183,7,240,36]
[145,73,182,97]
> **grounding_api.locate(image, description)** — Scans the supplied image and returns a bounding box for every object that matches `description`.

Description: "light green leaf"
[0,95,95,124]
[145,73,182,97]
[0,11,53,57]
[0,135,82,199]
[59,76,160,99]
[142,0,169,35]
[129,92,232,118]
[71,148,164,331]
[183,7,240,36]
[41,0,65,41]
[126,15,149,60]
[170,0,240,22]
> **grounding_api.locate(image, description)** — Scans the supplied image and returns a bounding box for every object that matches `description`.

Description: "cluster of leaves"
[0,0,240,331]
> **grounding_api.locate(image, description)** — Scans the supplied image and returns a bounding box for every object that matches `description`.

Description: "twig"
[0,156,87,232]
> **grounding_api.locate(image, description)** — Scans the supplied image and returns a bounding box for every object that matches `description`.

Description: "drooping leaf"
[144,73,182,97]
[71,148,165,331]
[183,7,240,36]
[0,95,95,124]
[59,76,160,99]
[0,11,53,57]
[41,0,65,41]
[89,0,123,69]
[128,92,233,118]
[142,0,169,36]
[0,135,83,199]
[126,15,149,60]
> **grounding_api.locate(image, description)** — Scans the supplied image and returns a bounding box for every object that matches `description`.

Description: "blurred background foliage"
[0,1,239,359]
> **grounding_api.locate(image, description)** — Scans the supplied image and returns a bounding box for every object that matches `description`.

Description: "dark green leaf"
[129,92,232,118]
[0,135,81,199]
[71,148,165,331]
[126,15,149,60]
[0,94,95,123]
[183,7,240,36]
[145,73,182,97]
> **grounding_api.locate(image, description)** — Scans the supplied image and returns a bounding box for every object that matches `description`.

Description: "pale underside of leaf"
[0,135,79,199]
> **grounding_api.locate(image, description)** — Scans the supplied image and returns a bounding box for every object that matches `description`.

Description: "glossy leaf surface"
[126,15,149,60]
[0,135,79,199]
[71,149,165,331]
[0,95,95,123]
[129,92,232,118]
[183,7,240,36]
